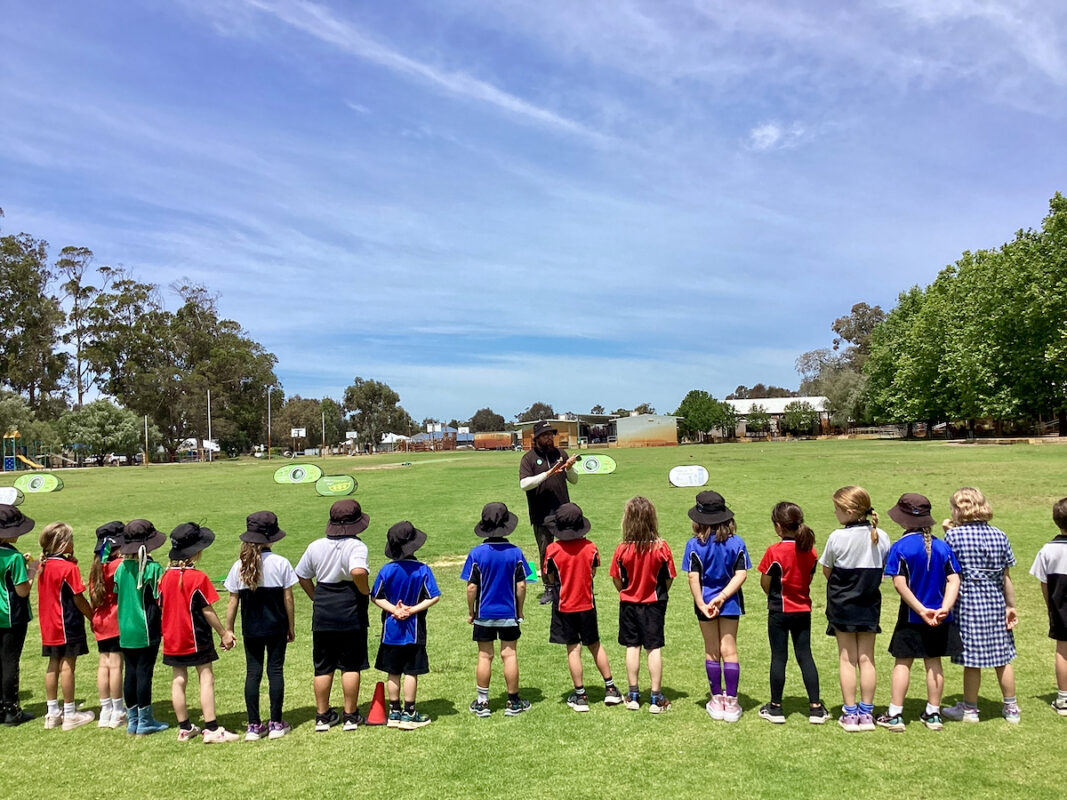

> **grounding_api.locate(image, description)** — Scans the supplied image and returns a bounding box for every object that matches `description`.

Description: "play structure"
[2,431,44,472]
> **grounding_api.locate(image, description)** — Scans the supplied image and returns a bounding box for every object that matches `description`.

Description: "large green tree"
[469,407,505,432]
[343,378,416,449]
[58,399,147,459]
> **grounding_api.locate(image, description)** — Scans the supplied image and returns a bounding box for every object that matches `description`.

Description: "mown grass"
[1,440,1065,800]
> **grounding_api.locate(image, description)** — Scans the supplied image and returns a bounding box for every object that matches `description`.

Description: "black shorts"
[375,642,430,676]
[163,648,219,668]
[694,603,740,623]
[472,624,521,642]
[41,640,89,659]
[313,629,369,676]
[96,636,121,654]
[618,600,666,650]
[549,608,600,645]
[888,622,963,659]
[826,623,882,636]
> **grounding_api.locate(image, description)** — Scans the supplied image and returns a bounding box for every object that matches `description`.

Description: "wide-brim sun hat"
[688,490,734,526]
[888,493,937,529]
[531,420,558,439]
[169,522,216,561]
[475,502,518,538]
[385,520,427,560]
[544,502,591,541]
[119,519,166,554]
[325,499,370,538]
[241,511,286,544]
[0,504,35,539]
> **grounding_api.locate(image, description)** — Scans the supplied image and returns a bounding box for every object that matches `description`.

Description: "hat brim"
[0,518,35,539]
[475,511,518,538]
[385,528,427,560]
[169,527,216,561]
[687,507,735,526]
[544,517,591,541]
[240,528,286,545]
[326,514,370,538]
[119,530,166,555]
[888,506,936,530]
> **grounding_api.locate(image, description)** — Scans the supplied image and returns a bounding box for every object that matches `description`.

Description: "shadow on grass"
[418,697,459,718]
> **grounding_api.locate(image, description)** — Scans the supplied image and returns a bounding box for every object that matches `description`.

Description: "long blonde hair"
[239,542,264,590]
[833,485,880,544]
[39,522,74,560]
[950,487,993,524]
[622,496,660,552]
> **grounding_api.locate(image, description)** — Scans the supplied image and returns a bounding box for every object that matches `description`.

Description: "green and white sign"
[315,475,357,497]
[13,473,63,493]
[0,487,25,505]
[576,454,617,475]
[273,464,323,484]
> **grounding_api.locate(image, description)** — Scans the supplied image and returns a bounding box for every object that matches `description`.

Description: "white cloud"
[746,121,806,151]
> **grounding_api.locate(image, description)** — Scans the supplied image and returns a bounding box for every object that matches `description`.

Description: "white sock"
[63,702,76,715]
[476,686,489,703]
[888,704,903,717]
[925,703,939,715]
[112,697,125,712]
[100,697,112,714]
[46,700,60,715]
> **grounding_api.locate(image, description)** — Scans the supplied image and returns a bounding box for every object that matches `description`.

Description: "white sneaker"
[44,712,63,729]
[721,696,742,723]
[62,710,95,730]
[202,726,239,743]
[98,707,112,728]
[942,701,979,723]
[108,709,127,729]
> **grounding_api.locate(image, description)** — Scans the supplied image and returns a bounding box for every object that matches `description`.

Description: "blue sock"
[844,704,859,716]
[858,702,874,715]
[705,660,722,696]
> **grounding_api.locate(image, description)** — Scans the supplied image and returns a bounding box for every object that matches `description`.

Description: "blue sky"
[2,0,1065,422]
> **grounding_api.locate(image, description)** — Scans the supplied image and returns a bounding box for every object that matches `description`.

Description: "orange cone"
[365,681,387,726]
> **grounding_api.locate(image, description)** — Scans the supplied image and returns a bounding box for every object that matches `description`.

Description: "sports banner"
[0,487,25,505]
[575,454,617,475]
[13,473,63,493]
[315,475,357,496]
[273,464,323,484]
[668,465,709,488]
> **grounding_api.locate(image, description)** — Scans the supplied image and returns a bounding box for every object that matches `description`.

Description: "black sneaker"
[920,711,943,731]
[342,710,365,731]
[314,708,341,732]
[603,685,624,706]
[759,703,786,724]
[2,705,35,726]
[875,712,905,732]
[808,703,831,724]
[505,697,531,716]
[469,698,491,717]
[566,693,589,712]
[538,585,557,605]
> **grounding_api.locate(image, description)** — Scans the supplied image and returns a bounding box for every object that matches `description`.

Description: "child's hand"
[919,608,939,626]
[24,556,38,581]
[1005,607,1018,630]
[466,614,474,625]
[941,518,954,533]
[934,608,950,624]
[287,628,295,643]
[220,630,236,650]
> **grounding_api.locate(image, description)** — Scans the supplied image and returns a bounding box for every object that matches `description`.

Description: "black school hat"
[325,499,370,539]
[0,505,34,539]
[688,490,734,526]
[241,511,286,545]
[475,502,518,538]
[544,502,591,541]
[888,493,936,530]
[385,521,427,560]
[119,519,166,554]
[169,522,216,561]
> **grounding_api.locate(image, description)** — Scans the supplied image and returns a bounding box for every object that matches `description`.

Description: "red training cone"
[365,681,387,726]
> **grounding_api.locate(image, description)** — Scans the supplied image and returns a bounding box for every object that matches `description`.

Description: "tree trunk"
[1059,409,1066,437]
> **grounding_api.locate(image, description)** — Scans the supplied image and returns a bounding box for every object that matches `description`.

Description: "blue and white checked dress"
[944,522,1016,667]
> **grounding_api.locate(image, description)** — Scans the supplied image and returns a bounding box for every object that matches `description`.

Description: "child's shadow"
[418,698,458,718]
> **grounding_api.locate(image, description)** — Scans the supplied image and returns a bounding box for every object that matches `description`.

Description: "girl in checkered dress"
[940,487,1020,724]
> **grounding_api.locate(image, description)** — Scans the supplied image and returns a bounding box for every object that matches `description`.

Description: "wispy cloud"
[745,122,807,152]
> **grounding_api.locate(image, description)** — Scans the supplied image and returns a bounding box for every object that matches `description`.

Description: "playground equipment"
[2,431,47,472]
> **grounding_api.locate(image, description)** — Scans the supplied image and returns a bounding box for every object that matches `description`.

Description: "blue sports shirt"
[460,540,528,625]
[884,532,961,624]
[372,559,441,645]
[683,535,751,615]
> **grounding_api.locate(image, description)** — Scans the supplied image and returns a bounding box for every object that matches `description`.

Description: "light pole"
[267,386,272,461]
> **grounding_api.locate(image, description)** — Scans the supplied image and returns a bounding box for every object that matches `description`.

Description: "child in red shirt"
[37,522,95,730]
[88,521,125,729]
[610,496,676,713]
[757,502,829,724]
[160,523,237,743]
[543,503,623,712]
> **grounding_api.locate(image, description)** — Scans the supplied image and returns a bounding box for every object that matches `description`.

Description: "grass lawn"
[1,440,1065,799]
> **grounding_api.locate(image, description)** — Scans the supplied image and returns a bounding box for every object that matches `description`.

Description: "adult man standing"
[519,420,579,604]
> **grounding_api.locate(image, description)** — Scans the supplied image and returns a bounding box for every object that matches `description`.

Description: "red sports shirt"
[159,567,219,657]
[545,538,600,613]
[90,558,121,641]
[757,540,819,613]
[609,541,676,604]
[37,557,87,646]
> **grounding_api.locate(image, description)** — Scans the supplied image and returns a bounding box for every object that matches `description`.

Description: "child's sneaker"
[706,694,725,720]
[941,701,978,723]
[920,711,943,731]
[838,712,860,732]
[603,685,623,706]
[43,711,63,730]
[758,703,786,724]
[177,724,202,742]
[387,709,402,728]
[625,691,640,711]
[875,713,905,732]
[244,722,267,741]
[203,726,239,743]
[2,705,34,726]
[566,692,589,713]
[61,709,95,731]
[399,710,432,730]
[856,712,875,731]
[342,710,364,731]
[267,720,291,739]
[314,708,341,731]
[808,703,831,724]
[1002,701,1021,724]
[1051,697,1067,716]
[109,709,126,730]
[504,697,531,716]
[721,696,742,723]
[469,699,491,717]
[648,694,671,714]
[97,707,112,728]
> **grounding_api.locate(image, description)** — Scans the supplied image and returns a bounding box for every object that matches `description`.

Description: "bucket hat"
[687,491,734,526]
[475,502,518,538]
[544,502,591,541]
[385,520,427,560]
[888,493,936,529]
[325,499,369,538]
[241,511,286,544]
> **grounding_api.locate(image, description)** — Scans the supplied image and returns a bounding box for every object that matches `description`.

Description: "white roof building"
[723,396,829,416]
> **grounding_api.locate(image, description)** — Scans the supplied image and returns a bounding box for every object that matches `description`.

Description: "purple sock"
[723,662,740,698]
[705,659,722,695]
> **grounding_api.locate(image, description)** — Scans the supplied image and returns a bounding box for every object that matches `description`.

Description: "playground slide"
[15,454,44,470]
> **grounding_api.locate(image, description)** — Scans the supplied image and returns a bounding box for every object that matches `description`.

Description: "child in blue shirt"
[877,494,961,732]
[371,521,441,730]
[461,503,530,717]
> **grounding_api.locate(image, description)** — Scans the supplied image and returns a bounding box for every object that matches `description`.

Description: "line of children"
[683,491,749,722]
[877,493,961,732]
[88,521,125,729]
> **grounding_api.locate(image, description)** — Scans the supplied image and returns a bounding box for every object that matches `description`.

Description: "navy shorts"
[618,600,666,650]
[163,648,219,668]
[549,608,600,645]
[375,642,430,676]
[96,636,121,654]
[42,640,89,659]
[313,629,369,675]
[473,624,521,642]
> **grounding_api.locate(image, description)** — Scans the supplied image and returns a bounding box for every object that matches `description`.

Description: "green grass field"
[1,441,1065,799]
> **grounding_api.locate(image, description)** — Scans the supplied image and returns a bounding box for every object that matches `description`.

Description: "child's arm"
[821,565,832,581]
[891,575,938,625]
[224,593,239,635]
[284,587,295,642]
[201,604,236,650]
[74,591,93,620]
[612,576,624,592]
[1002,569,1018,630]
[404,594,441,615]
[938,573,960,622]
[466,582,477,624]
[515,578,526,620]
[687,572,712,617]
[759,573,772,595]
[350,567,370,596]
[15,556,37,597]
[708,569,747,616]
[1041,580,1050,605]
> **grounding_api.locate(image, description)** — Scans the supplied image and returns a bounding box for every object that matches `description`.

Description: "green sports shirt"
[0,544,31,628]
[114,558,164,648]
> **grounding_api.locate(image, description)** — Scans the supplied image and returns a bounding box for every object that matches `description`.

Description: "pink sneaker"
[706,694,725,720]
[722,696,742,723]
[202,726,239,743]
[177,724,201,742]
